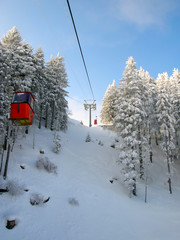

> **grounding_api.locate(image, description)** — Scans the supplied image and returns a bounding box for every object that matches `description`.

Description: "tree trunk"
[131,147,137,196]
[25,127,29,134]
[167,157,172,194]
[155,131,159,146]
[148,125,153,163]
[132,178,136,196]
[0,149,5,174]
[165,130,172,194]
[138,125,144,179]
[50,101,55,131]
[3,143,11,179]
[38,103,42,129]
[149,135,153,163]
[11,127,17,152]
[175,129,178,146]
[45,104,48,128]
[3,125,9,151]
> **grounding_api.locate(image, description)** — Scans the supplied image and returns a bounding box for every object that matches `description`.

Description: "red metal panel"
[10,103,34,125]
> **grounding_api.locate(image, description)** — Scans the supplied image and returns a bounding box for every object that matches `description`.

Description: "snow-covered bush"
[98,140,104,146]
[53,133,61,154]
[36,156,57,174]
[6,179,25,196]
[85,133,91,142]
[68,197,79,206]
[30,193,50,206]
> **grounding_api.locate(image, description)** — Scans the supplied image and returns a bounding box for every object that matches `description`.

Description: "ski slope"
[1,118,180,240]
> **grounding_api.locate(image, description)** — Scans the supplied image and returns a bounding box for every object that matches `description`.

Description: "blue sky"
[1,0,180,125]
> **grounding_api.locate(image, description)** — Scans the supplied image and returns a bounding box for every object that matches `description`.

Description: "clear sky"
[1,0,180,125]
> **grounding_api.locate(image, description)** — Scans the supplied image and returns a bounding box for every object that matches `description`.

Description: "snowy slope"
[1,119,180,240]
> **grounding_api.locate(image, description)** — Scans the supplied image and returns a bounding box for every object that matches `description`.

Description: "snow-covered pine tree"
[1,26,23,91]
[156,87,175,194]
[85,133,91,142]
[44,56,56,129]
[19,40,35,91]
[33,46,46,129]
[1,26,35,92]
[53,54,68,131]
[0,42,14,156]
[0,48,6,155]
[156,70,180,153]
[100,80,118,125]
[1,27,37,140]
[45,54,68,131]
[155,72,171,143]
[114,57,146,196]
[156,72,170,90]
[138,67,157,164]
[169,69,180,149]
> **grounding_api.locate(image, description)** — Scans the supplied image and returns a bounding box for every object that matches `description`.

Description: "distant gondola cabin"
[10,92,35,126]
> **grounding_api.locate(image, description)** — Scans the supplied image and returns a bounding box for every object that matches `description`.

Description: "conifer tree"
[0,42,14,155]
[0,48,6,155]
[156,87,175,194]
[138,67,157,163]
[20,40,35,91]
[100,80,118,124]
[1,26,34,92]
[1,26,23,91]
[169,69,180,148]
[53,54,68,131]
[114,57,146,196]
[33,46,46,129]
[156,72,170,90]
[45,54,68,131]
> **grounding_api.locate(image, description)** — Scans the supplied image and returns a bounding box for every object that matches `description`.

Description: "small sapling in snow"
[98,140,104,146]
[53,133,61,153]
[68,197,79,206]
[85,133,91,142]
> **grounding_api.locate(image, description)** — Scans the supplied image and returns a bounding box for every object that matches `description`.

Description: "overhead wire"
[35,0,85,97]
[67,96,84,104]
[62,0,89,95]
[35,0,97,121]
[65,0,95,101]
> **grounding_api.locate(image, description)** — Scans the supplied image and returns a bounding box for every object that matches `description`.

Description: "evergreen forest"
[101,56,180,196]
[0,27,69,160]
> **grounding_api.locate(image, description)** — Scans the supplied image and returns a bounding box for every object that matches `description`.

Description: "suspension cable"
[66,0,95,100]
[35,0,85,96]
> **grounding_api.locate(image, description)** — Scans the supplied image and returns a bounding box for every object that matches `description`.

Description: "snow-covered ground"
[1,118,180,240]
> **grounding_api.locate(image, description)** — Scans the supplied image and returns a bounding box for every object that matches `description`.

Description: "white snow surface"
[1,118,180,240]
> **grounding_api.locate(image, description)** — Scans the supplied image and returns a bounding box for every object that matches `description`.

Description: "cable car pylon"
[84,100,96,127]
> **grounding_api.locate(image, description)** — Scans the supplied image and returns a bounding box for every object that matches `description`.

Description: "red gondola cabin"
[10,91,35,126]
